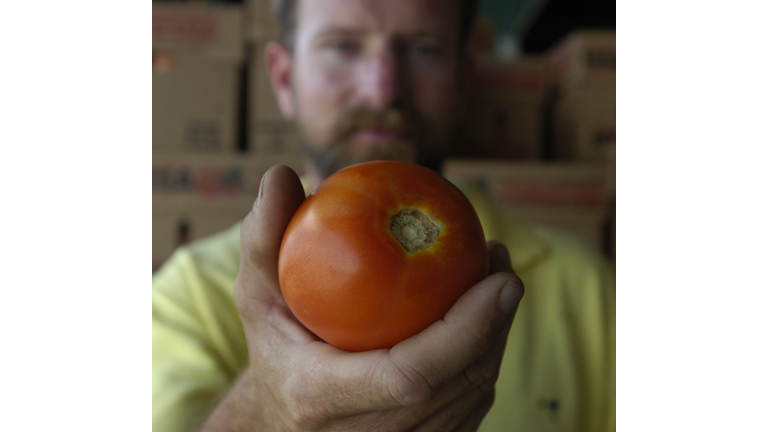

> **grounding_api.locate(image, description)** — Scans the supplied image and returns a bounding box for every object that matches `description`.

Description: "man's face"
[279,0,464,179]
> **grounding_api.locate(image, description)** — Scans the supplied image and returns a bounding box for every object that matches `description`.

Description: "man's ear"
[265,41,296,119]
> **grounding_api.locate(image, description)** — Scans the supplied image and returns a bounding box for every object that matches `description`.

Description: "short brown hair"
[270,0,481,51]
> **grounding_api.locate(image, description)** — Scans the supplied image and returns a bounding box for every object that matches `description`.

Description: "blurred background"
[152,0,616,271]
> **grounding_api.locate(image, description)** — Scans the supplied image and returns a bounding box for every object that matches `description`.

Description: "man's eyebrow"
[402,31,451,41]
[311,28,452,45]
[312,27,369,39]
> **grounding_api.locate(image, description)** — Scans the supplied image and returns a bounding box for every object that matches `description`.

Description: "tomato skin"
[278,161,489,352]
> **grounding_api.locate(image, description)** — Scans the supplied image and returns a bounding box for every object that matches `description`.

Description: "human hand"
[199,164,524,431]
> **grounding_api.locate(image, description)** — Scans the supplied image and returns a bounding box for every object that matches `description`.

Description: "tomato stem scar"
[389,208,440,253]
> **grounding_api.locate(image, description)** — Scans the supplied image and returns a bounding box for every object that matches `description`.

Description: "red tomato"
[278,161,489,352]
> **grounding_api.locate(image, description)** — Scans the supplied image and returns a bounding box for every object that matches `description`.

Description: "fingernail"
[499,281,518,316]
[256,173,266,208]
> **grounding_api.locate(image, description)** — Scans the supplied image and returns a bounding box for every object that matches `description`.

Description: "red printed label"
[491,180,605,208]
[153,13,216,44]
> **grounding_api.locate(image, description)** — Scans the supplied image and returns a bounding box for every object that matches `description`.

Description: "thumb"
[236,165,305,309]
[387,270,524,405]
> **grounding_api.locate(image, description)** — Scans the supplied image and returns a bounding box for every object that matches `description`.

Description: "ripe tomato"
[278,161,489,352]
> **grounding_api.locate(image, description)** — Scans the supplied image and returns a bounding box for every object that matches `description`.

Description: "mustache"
[297,106,425,181]
[335,107,421,139]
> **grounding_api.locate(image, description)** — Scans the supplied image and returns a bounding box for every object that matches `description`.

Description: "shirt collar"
[448,176,550,272]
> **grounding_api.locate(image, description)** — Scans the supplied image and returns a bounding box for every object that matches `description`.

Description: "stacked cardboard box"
[549,30,616,162]
[442,159,611,254]
[152,154,305,270]
[462,55,556,160]
[549,30,616,258]
[152,2,306,270]
[153,196,252,271]
[152,4,245,154]
[546,29,616,257]
[153,4,248,269]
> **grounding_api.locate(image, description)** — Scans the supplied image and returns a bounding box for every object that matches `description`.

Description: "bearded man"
[152,1,616,431]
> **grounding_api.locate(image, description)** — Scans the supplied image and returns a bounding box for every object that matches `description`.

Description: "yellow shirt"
[152,183,615,432]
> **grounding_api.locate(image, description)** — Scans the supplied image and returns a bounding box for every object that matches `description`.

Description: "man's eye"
[328,40,359,54]
[410,43,441,57]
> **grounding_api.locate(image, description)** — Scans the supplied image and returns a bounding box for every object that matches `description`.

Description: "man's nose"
[356,48,403,109]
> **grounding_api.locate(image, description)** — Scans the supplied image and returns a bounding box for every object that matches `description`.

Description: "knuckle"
[461,349,503,393]
[479,350,503,383]
[458,317,495,355]
[479,370,499,393]
[387,360,438,406]
[460,362,496,394]
[459,367,485,391]
[285,401,321,429]
[469,325,493,350]
[482,387,496,408]
[279,376,327,428]
[285,399,322,429]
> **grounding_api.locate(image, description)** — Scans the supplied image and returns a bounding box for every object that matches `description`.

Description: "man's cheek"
[301,76,349,133]
[302,60,351,98]
[417,77,459,118]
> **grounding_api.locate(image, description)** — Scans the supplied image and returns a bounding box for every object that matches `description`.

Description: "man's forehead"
[296,0,459,38]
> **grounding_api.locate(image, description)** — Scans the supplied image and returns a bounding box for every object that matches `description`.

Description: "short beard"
[296,106,433,181]
[299,138,424,181]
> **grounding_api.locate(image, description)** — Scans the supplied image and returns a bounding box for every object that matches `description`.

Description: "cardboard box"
[461,55,555,160]
[549,29,615,85]
[152,4,245,154]
[546,30,616,162]
[467,17,496,55]
[152,153,304,269]
[153,196,255,271]
[152,153,304,197]
[442,159,610,253]
[247,35,299,155]
[244,0,282,41]
[551,79,615,161]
